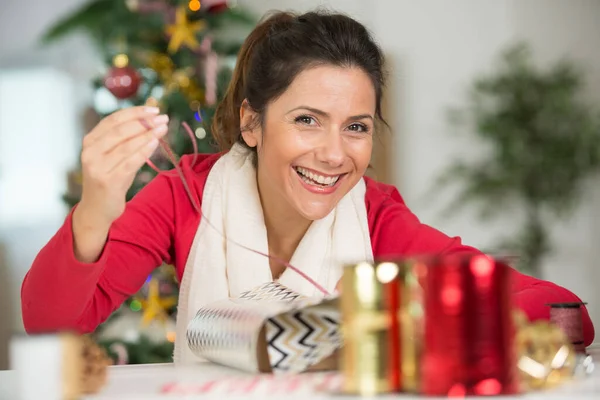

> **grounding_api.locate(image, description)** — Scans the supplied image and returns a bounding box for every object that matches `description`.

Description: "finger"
[81,122,167,174]
[92,114,169,155]
[108,136,162,182]
[86,106,160,144]
[335,279,342,294]
[101,126,167,173]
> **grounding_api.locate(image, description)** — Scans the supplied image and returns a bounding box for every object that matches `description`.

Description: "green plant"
[435,43,600,276]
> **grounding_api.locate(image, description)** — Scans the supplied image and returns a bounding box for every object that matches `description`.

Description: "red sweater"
[21,153,595,346]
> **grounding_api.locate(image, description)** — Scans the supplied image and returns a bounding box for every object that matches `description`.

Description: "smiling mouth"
[294,166,344,187]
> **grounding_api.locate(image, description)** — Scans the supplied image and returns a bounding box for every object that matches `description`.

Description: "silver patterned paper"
[186,282,340,373]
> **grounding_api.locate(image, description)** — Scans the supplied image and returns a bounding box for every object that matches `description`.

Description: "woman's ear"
[240,99,259,148]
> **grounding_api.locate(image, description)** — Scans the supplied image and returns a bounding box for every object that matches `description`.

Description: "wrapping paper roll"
[186,282,342,374]
[421,254,519,396]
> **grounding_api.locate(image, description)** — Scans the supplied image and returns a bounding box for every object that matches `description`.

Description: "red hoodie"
[21,153,595,346]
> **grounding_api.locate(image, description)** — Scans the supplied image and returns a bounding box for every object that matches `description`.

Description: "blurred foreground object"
[186,282,341,373]
[339,255,594,396]
[10,333,111,400]
[515,313,576,391]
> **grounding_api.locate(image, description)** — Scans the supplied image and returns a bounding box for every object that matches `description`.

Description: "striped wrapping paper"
[186,282,342,374]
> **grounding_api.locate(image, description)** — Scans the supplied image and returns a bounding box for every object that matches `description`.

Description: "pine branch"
[40,0,116,44]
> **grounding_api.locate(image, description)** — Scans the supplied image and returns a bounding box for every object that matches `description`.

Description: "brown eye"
[348,123,368,132]
[295,115,316,125]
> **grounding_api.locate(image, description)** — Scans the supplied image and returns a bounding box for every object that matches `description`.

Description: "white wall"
[509,0,600,339]
[1,1,598,370]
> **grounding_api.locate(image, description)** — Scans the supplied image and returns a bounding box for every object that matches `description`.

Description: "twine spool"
[547,302,587,354]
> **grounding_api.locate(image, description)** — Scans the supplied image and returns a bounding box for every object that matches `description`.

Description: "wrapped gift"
[186,281,342,374]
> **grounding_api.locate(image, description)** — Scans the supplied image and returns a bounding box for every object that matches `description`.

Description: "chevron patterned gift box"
[186,282,342,374]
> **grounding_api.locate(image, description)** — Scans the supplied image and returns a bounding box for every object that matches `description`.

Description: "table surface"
[2,349,600,399]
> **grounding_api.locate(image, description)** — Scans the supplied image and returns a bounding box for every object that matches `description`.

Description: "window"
[0,68,79,227]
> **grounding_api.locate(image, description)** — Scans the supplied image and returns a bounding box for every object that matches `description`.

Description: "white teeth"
[295,167,340,186]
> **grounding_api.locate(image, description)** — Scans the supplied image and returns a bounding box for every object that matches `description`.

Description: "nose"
[315,129,345,168]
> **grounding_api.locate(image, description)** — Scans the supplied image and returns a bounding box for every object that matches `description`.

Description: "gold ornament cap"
[113,54,129,68]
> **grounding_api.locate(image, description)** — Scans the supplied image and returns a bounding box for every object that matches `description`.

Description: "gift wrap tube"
[421,254,519,396]
[340,260,425,395]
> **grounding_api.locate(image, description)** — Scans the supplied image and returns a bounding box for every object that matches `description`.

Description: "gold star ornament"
[139,278,178,327]
[165,6,205,53]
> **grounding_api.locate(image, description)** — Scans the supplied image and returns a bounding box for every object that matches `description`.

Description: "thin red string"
[139,117,330,296]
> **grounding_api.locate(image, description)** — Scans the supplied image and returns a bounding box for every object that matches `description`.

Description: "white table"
[1,351,599,399]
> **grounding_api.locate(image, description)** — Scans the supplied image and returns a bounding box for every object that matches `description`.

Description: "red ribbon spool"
[547,302,587,354]
[421,254,518,396]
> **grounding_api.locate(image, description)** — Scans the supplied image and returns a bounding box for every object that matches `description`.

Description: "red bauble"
[104,66,141,99]
[206,0,228,13]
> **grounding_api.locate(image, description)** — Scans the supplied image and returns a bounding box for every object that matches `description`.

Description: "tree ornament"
[203,0,230,13]
[161,66,204,102]
[188,0,201,12]
[204,51,218,105]
[165,6,205,53]
[195,127,206,139]
[104,54,141,99]
[147,52,175,80]
[127,0,169,13]
[125,0,139,11]
[138,278,177,327]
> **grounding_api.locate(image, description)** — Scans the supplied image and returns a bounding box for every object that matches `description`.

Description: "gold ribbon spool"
[340,261,426,395]
[341,261,393,395]
[398,259,426,393]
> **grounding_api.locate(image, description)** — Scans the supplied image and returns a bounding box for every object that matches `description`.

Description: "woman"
[22,10,594,364]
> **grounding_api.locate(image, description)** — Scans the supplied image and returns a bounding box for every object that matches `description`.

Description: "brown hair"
[211,9,387,152]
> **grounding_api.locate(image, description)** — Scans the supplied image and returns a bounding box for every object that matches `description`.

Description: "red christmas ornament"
[104,66,141,99]
[205,0,229,13]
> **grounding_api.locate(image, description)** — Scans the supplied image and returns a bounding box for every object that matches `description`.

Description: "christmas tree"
[41,0,256,364]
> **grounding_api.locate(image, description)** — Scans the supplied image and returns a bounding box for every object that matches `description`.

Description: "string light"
[189,0,201,12]
[130,299,142,312]
[195,127,207,139]
[166,331,177,343]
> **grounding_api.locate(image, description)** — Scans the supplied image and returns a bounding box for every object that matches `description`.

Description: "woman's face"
[241,65,375,221]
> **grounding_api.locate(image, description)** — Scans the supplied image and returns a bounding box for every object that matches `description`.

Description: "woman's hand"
[72,106,169,262]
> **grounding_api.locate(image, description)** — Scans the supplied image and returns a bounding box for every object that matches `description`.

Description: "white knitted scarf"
[173,143,374,364]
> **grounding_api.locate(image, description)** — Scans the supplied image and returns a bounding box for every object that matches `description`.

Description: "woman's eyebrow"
[287,105,373,121]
